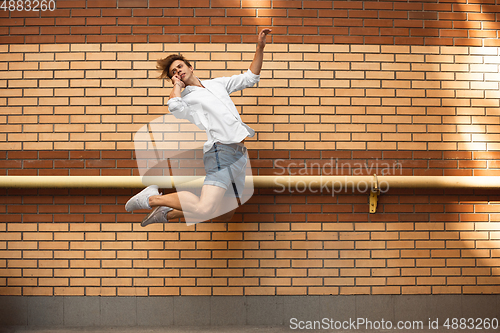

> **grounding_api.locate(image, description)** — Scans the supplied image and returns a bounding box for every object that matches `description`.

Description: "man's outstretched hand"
[258,28,272,49]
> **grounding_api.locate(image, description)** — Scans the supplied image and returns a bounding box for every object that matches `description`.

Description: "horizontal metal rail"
[0,176,499,189]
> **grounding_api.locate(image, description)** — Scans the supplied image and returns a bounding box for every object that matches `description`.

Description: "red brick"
[10,27,40,35]
[394,36,424,45]
[195,8,225,16]
[424,3,452,11]
[411,29,439,37]
[394,19,424,28]
[334,18,363,27]
[334,36,363,44]
[364,19,393,27]
[334,1,362,9]
[180,17,210,26]
[102,9,133,16]
[409,12,437,20]
[148,0,178,6]
[133,27,163,34]
[54,0,86,8]
[86,0,116,7]
[102,26,132,34]
[117,17,148,25]
[87,18,117,25]
[350,10,379,18]
[318,10,348,18]
[454,39,482,46]
[350,27,379,36]
[25,18,55,26]
[179,35,210,43]
[195,26,227,35]
[134,9,164,17]
[71,9,101,17]
[379,11,407,19]
[56,18,86,25]
[118,0,148,7]
[229,9,257,17]
[468,13,495,21]
[10,10,38,18]
[273,0,301,8]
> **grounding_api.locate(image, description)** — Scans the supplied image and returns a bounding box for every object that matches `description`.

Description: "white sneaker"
[125,185,161,212]
[141,206,173,227]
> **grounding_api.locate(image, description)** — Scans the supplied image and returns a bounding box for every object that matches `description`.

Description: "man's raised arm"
[249,28,272,75]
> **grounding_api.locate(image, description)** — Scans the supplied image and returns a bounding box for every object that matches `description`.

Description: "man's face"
[169,60,193,82]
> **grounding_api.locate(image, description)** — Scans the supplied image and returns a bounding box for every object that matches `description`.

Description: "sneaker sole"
[141,206,161,227]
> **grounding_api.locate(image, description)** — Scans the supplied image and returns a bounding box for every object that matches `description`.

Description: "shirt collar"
[182,77,206,96]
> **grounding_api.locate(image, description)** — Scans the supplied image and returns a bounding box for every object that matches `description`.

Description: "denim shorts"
[203,143,248,198]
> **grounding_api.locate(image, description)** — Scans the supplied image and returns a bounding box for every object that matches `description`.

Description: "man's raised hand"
[258,28,272,49]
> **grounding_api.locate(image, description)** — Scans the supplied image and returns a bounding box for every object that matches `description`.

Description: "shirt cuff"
[246,68,261,82]
[167,97,184,113]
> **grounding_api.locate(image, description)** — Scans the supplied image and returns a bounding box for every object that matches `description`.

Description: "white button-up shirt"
[167,69,260,153]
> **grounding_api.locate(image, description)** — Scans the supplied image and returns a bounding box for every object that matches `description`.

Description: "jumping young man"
[125,28,272,226]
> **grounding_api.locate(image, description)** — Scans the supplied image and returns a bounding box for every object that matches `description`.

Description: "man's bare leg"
[148,184,231,222]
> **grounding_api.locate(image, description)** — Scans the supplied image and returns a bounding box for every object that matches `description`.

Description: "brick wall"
[1,1,500,297]
[1,0,500,46]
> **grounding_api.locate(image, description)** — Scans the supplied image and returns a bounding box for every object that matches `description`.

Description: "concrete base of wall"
[1,295,499,329]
